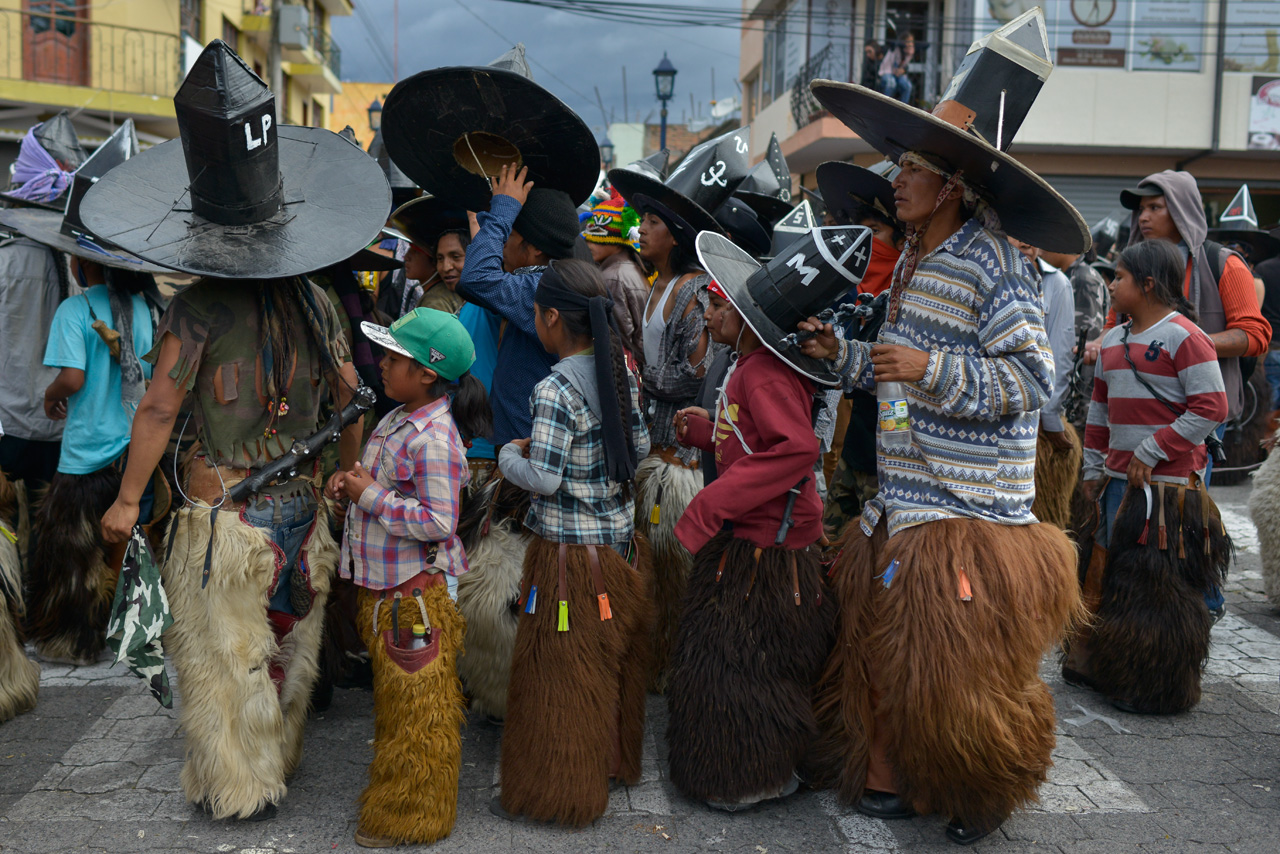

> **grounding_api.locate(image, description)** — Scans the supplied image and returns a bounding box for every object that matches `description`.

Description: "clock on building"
[1070,0,1117,27]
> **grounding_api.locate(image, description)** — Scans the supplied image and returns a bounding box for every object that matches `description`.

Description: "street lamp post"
[652,53,677,153]
[367,98,383,132]
[599,134,615,169]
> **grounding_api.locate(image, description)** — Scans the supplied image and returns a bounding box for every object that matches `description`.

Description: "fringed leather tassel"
[958,565,973,602]
[649,482,664,526]
[745,548,761,600]
[1157,482,1168,551]
[879,557,899,589]
[791,553,800,607]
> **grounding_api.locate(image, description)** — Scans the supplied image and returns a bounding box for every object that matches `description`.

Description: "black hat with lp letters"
[78,39,391,278]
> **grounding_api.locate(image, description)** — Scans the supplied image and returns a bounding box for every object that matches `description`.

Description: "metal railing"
[0,6,182,98]
[306,25,340,78]
[791,44,834,131]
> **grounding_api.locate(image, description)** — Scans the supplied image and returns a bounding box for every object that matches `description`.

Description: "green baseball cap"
[360,308,476,381]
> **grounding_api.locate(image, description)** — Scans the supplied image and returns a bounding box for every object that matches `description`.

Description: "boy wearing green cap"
[327,308,492,848]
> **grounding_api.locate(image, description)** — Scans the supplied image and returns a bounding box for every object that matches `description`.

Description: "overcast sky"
[330,0,743,138]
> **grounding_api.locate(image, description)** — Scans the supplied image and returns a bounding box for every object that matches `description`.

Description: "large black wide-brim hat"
[79,126,390,279]
[610,168,720,252]
[810,80,1088,254]
[381,65,598,212]
[1208,228,1280,264]
[388,195,468,250]
[0,207,171,274]
[816,161,897,224]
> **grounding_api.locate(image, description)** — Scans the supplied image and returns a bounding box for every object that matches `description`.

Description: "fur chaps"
[0,473,39,723]
[634,453,700,692]
[499,536,652,827]
[357,578,467,845]
[1249,450,1280,607]
[27,465,123,664]
[1089,483,1232,714]
[1031,422,1082,529]
[666,532,836,802]
[810,517,1081,830]
[161,500,334,819]
[455,474,532,720]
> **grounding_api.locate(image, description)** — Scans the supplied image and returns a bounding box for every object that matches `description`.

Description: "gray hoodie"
[1126,169,1241,418]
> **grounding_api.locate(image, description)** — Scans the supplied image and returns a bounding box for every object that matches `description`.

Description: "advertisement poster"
[1130,0,1205,72]
[1248,76,1280,151]
[1057,0,1128,67]
[1224,0,1280,73]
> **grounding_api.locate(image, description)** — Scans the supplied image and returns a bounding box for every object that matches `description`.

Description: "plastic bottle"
[877,331,913,448]
[408,623,428,650]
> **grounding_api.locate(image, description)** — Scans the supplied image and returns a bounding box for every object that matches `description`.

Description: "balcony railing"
[306,25,340,79]
[0,6,181,99]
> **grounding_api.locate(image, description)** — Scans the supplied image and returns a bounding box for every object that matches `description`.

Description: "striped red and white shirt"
[1083,311,1227,484]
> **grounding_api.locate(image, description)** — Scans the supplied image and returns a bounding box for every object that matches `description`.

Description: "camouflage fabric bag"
[106,526,174,708]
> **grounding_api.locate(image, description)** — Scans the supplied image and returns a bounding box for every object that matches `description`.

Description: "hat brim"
[390,195,468,249]
[327,246,402,274]
[359,320,414,359]
[734,190,795,228]
[810,80,1089,254]
[1208,228,1280,262]
[1119,185,1164,210]
[0,207,172,273]
[381,66,599,211]
[0,191,66,212]
[815,161,897,225]
[78,126,391,279]
[609,167,722,246]
[696,231,841,387]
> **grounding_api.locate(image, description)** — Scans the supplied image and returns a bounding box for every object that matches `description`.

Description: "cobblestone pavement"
[1,483,1278,853]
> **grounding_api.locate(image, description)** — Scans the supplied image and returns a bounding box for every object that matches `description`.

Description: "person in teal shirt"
[29,258,158,664]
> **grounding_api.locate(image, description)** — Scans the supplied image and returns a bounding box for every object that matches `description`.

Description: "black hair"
[852,202,906,246]
[423,369,492,444]
[433,228,470,256]
[103,266,156,297]
[536,258,637,481]
[1118,240,1198,323]
[667,240,702,276]
[258,276,347,435]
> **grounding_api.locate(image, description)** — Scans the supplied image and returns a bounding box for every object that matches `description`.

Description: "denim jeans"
[879,72,912,103]
[1202,422,1228,486]
[241,493,316,616]
[1097,475,1224,612]
[1265,350,1280,410]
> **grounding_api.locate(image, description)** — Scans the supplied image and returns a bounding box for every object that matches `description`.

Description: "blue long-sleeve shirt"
[456,193,557,445]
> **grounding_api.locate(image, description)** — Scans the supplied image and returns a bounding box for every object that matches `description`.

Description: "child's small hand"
[508,437,532,458]
[674,407,708,442]
[342,461,376,503]
[324,470,347,501]
[798,317,839,360]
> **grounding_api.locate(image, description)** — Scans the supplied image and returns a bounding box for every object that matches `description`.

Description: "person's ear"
[542,307,560,329]
[420,366,439,388]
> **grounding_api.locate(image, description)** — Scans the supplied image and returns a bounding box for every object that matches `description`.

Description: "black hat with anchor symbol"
[696,224,872,386]
[608,126,752,252]
[733,132,794,227]
[78,39,391,279]
[380,44,599,212]
[809,8,1089,253]
[0,119,172,274]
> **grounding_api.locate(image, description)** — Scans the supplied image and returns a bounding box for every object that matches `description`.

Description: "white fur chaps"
[161,501,334,819]
[456,517,529,719]
[1249,452,1280,607]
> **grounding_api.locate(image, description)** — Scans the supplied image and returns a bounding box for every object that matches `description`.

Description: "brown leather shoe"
[354,827,396,848]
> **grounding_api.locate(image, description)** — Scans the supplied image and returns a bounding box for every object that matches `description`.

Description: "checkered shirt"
[524,370,649,545]
[340,398,470,589]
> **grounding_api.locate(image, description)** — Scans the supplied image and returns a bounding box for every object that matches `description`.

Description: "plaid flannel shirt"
[340,398,470,589]
[522,370,649,545]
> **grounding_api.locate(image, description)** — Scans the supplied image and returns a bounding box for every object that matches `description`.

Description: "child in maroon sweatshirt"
[664,279,836,811]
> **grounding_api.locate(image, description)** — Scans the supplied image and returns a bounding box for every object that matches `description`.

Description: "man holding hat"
[92,41,387,820]
[799,10,1085,844]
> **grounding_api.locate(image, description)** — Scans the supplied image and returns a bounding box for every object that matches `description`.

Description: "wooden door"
[23,0,87,86]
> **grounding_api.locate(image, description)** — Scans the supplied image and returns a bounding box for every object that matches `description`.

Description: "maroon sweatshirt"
[674,347,822,554]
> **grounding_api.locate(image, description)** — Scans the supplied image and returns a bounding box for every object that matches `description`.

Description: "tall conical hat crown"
[79,40,390,278]
[735,133,793,225]
[810,8,1088,253]
[770,199,816,257]
[33,110,88,170]
[1220,185,1258,229]
[1208,184,1280,263]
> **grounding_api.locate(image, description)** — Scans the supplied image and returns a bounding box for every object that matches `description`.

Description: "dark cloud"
[331,0,742,137]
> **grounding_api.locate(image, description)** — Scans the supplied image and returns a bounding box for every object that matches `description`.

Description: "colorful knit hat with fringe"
[582,188,641,250]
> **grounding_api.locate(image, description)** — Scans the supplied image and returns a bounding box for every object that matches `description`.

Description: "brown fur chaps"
[357,578,467,844]
[0,472,38,722]
[666,532,836,802]
[1031,422,1082,529]
[810,517,1081,829]
[499,536,652,827]
[1089,483,1232,714]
